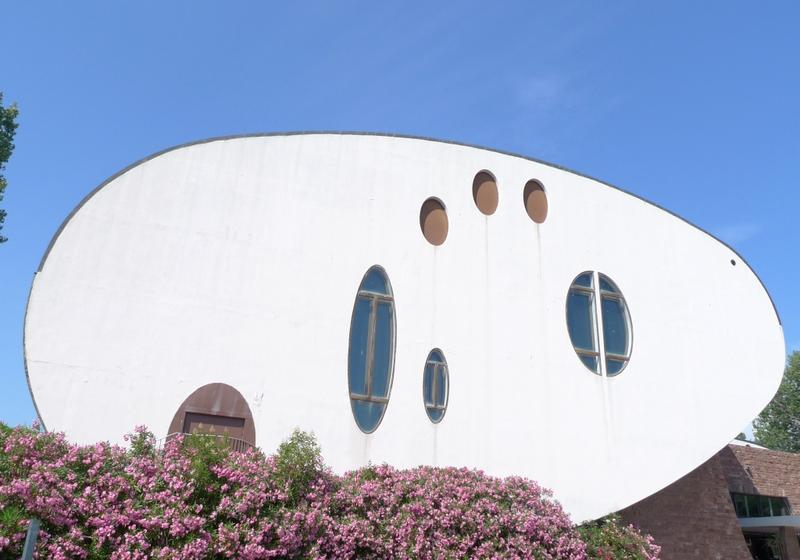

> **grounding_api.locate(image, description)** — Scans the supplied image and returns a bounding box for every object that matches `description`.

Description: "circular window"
[347,266,396,433]
[472,171,498,215]
[566,272,632,376]
[422,348,449,423]
[523,180,548,223]
[420,198,448,246]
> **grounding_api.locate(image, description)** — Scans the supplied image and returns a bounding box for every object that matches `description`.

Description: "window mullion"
[365,296,378,397]
[441,366,447,407]
[433,364,439,408]
[593,271,608,377]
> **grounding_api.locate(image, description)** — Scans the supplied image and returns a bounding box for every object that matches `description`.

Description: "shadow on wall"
[719,446,760,494]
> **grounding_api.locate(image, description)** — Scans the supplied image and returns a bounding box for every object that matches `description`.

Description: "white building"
[24,133,784,521]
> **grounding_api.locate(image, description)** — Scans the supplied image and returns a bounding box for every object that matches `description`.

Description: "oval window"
[473,171,498,215]
[566,272,632,376]
[422,348,449,423]
[523,180,548,223]
[420,198,449,246]
[347,266,396,433]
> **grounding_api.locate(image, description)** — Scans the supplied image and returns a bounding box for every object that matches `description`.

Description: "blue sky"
[1,2,798,428]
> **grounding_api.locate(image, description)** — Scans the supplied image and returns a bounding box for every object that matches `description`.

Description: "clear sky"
[1,2,798,428]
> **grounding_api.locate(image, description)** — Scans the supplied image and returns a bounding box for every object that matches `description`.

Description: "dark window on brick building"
[731,492,790,517]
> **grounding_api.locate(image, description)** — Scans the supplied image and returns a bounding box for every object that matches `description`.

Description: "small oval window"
[566,272,632,376]
[348,266,396,433]
[473,171,498,215]
[422,348,449,423]
[420,198,448,246]
[523,180,548,223]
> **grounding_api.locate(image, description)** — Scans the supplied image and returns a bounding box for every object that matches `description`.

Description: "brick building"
[621,441,800,560]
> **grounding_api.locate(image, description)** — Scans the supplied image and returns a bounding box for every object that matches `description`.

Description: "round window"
[422,348,449,423]
[473,171,498,215]
[420,198,448,246]
[523,180,548,223]
[566,272,632,376]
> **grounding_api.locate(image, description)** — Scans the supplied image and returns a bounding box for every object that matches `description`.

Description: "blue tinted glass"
[352,400,385,433]
[349,267,396,434]
[435,367,447,407]
[573,273,593,288]
[371,301,393,398]
[423,363,435,405]
[599,276,617,293]
[567,292,595,351]
[348,297,372,395]
[426,407,444,423]
[360,268,390,295]
[423,349,448,422]
[602,297,628,356]
[606,358,626,376]
[428,349,444,363]
[580,355,598,372]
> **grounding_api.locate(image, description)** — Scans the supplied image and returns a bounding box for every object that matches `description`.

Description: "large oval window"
[422,348,449,423]
[566,272,632,376]
[348,266,396,433]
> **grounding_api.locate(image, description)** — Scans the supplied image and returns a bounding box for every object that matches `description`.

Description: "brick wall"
[620,444,800,559]
[720,444,800,506]
[722,444,800,559]
[619,452,752,559]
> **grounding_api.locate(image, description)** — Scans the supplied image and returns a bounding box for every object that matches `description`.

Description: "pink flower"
[0,425,659,559]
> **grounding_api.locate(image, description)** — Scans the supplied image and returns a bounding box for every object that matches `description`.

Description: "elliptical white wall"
[25,133,785,521]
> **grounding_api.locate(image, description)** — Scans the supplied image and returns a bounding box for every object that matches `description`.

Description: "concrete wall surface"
[25,133,785,520]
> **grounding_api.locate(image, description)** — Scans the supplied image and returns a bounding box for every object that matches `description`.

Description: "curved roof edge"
[33,130,782,325]
[23,271,48,432]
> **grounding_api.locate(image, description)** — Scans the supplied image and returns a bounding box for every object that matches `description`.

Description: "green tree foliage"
[0,92,20,243]
[273,428,324,505]
[754,351,800,452]
[0,92,19,243]
[577,515,660,559]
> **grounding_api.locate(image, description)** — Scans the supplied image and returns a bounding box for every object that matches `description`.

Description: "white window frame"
[423,349,449,423]
[568,272,632,377]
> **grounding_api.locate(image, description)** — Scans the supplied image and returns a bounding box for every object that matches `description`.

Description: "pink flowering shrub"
[0,423,659,559]
[319,465,585,559]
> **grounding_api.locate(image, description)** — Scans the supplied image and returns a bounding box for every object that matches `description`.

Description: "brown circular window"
[420,198,448,246]
[472,171,498,215]
[523,180,548,223]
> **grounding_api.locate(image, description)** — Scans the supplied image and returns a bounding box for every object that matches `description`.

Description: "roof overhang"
[739,516,800,529]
